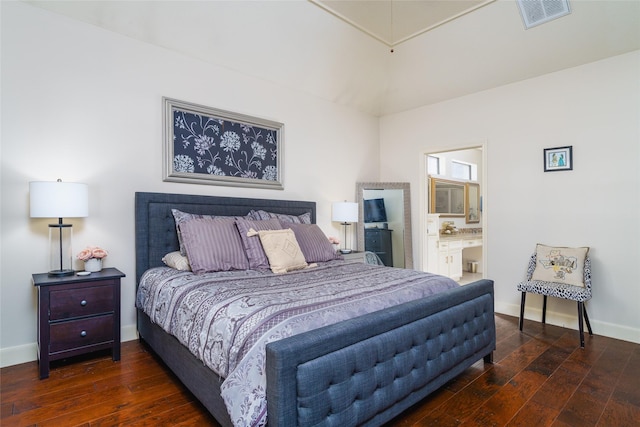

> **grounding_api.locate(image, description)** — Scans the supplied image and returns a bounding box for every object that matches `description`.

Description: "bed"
[135,191,495,427]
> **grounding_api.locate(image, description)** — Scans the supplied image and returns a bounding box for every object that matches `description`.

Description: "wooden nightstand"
[32,267,125,379]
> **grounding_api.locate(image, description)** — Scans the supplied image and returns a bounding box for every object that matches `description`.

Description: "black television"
[363,198,388,223]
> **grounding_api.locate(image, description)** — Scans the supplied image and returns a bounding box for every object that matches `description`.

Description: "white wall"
[0,2,379,366]
[380,50,640,343]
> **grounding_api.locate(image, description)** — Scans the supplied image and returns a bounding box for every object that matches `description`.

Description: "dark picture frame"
[163,97,284,189]
[544,146,573,172]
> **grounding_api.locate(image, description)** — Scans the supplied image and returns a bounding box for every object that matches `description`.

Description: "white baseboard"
[0,324,139,368]
[122,323,138,343]
[496,301,640,344]
[0,342,38,368]
[3,311,638,368]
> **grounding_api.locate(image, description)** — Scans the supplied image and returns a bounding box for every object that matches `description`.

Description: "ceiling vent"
[517,0,571,29]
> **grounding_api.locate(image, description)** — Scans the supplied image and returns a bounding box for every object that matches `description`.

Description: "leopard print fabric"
[517,253,592,302]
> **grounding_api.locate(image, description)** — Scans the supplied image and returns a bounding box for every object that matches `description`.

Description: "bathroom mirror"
[430,177,465,217]
[466,183,480,224]
[356,182,413,269]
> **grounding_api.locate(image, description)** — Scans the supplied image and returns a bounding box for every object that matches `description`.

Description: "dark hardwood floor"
[2,314,639,426]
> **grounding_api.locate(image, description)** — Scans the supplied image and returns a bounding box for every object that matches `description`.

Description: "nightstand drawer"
[50,284,114,320]
[49,314,114,353]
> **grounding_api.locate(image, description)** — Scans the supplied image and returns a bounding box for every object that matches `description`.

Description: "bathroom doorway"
[421,144,486,284]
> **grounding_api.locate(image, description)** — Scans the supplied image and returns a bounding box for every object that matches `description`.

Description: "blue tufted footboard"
[266,279,495,427]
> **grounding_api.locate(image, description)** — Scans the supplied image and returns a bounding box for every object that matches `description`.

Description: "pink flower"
[328,236,340,244]
[77,246,108,260]
[76,248,93,261]
[91,247,108,259]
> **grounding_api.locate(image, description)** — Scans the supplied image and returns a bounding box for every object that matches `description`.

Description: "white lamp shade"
[332,202,358,223]
[30,181,89,218]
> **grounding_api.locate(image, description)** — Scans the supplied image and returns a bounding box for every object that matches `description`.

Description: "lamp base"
[48,269,75,277]
[340,249,353,254]
[48,221,74,277]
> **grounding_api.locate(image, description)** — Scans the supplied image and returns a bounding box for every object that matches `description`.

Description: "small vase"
[84,258,103,272]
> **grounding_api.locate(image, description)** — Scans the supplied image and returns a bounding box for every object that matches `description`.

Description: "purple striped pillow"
[283,222,341,263]
[179,217,249,273]
[172,209,242,255]
[235,218,283,269]
[249,210,311,224]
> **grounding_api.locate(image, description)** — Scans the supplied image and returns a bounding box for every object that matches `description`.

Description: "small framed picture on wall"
[544,146,573,172]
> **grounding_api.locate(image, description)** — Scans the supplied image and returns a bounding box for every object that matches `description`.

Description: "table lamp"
[30,180,89,276]
[332,201,358,254]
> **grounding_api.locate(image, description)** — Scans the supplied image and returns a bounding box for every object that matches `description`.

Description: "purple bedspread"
[136,261,458,426]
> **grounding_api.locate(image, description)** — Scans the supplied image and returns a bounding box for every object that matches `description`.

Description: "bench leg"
[583,303,593,336]
[519,292,526,331]
[578,301,585,348]
[483,351,494,364]
[542,295,548,324]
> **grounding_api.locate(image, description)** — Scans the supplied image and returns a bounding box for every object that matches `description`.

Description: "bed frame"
[135,191,495,426]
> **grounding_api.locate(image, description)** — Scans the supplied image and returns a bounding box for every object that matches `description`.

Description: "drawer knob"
[80,330,87,337]
[80,300,87,306]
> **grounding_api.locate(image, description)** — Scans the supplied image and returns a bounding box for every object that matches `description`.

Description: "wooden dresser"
[364,228,393,267]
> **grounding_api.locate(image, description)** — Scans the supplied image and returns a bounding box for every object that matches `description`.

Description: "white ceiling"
[310,0,495,46]
[24,0,640,116]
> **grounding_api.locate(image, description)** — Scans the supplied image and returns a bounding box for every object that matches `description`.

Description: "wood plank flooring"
[2,314,639,426]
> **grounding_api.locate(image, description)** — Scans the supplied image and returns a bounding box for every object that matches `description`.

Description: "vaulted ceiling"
[24,0,640,116]
[311,0,495,46]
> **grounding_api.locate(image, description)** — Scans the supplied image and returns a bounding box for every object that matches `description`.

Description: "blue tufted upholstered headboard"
[134,191,315,285]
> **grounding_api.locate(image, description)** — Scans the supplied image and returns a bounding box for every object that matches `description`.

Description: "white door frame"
[418,141,488,277]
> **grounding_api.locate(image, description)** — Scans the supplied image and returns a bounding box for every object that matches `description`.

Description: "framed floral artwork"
[163,97,283,189]
[543,145,573,172]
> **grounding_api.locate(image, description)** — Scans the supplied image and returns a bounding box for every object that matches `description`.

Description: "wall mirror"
[466,183,480,224]
[430,177,465,217]
[356,182,413,269]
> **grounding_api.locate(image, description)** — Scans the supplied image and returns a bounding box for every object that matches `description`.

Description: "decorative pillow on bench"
[531,244,589,287]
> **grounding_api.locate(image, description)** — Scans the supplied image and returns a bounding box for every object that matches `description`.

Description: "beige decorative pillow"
[250,228,311,274]
[531,244,589,287]
[162,251,191,271]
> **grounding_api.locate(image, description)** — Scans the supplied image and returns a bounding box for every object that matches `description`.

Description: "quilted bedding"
[136,261,458,426]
